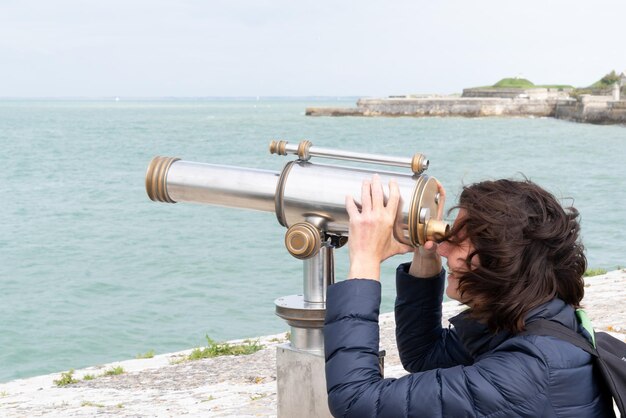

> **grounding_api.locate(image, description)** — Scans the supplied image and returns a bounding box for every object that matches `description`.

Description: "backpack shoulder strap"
[523,319,598,358]
[576,309,597,348]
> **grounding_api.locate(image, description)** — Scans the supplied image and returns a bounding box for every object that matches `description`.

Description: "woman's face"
[436,209,477,302]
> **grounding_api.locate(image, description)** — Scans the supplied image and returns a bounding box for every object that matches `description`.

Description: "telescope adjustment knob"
[285,222,322,260]
[269,140,288,155]
[411,153,429,175]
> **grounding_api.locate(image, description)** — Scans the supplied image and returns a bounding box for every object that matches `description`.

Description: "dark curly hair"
[448,179,586,334]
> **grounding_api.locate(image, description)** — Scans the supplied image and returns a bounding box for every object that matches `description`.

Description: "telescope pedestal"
[274,243,335,417]
[276,344,332,418]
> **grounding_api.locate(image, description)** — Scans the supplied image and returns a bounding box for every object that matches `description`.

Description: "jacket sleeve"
[394,263,473,371]
[324,278,552,418]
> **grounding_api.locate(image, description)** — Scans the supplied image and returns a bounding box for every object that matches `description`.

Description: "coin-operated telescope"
[146,140,448,417]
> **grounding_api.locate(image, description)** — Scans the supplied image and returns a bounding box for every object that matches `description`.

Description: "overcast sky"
[1,0,625,97]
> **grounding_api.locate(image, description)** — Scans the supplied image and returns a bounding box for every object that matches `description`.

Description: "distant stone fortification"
[360,96,556,117]
[306,90,626,125]
[555,96,626,125]
[462,87,572,100]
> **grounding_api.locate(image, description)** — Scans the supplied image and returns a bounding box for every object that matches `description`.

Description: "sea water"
[0,99,624,382]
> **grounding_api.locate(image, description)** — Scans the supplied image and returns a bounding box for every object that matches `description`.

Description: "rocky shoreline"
[306,95,626,125]
[1,269,625,417]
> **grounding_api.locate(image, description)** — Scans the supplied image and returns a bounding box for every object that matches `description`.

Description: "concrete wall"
[305,96,626,125]
[605,101,626,123]
[555,98,626,125]
[462,87,571,100]
[354,97,556,117]
[580,95,613,104]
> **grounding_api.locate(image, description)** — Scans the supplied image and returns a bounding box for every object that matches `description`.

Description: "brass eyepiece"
[145,156,180,203]
[425,219,450,243]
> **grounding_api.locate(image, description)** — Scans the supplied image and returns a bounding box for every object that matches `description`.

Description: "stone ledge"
[1,269,624,417]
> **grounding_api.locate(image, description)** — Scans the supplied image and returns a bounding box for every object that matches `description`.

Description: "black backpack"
[524,318,626,417]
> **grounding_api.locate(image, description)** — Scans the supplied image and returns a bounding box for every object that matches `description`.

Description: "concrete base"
[276,344,333,418]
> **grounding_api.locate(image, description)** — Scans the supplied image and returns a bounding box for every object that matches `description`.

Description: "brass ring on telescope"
[408,175,447,246]
[274,161,296,227]
[146,156,163,202]
[408,176,426,246]
[145,157,159,201]
[145,156,180,203]
[269,140,288,156]
[157,156,179,203]
[297,140,312,161]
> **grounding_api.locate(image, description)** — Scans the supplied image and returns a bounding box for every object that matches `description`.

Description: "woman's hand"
[409,241,442,278]
[345,174,412,280]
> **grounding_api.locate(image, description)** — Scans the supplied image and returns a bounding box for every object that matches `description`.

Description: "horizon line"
[0,95,365,101]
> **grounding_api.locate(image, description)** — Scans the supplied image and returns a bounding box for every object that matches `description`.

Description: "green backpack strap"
[575,309,596,348]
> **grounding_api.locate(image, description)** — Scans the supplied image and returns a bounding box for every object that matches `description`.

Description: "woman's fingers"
[361,180,372,213]
[345,176,414,276]
[423,240,437,252]
[345,195,359,219]
[353,175,402,220]
[371,174,384,211]
[387,179,401,215]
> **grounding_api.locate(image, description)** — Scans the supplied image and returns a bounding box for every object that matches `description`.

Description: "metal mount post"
[275,236,337,418]
[275,241,335,353]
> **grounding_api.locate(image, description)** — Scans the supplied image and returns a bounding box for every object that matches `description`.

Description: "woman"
[323,175,614,417]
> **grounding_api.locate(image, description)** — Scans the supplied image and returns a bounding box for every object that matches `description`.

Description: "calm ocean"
[0,99,624,382]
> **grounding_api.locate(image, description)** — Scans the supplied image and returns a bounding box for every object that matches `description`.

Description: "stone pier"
[306,96,557,118]
[306,96,626,125]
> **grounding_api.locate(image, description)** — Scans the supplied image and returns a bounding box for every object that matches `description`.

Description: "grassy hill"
[474,78,573,90]
[589,70,621,88]
[493,78,535,88]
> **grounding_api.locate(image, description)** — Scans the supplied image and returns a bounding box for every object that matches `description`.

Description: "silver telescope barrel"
[146,156,279,212]
[275,161,415,233]
[146,155,449,249]
[269,140,429,174]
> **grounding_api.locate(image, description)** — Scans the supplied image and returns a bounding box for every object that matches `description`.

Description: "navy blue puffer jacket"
[324,263,614,417]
